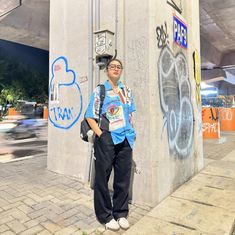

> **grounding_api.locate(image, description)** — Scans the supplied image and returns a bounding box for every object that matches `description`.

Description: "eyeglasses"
[108,64,123,70]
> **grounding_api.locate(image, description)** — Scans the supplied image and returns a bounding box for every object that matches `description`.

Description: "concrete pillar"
[48,0,203,207]
[48,0,90,182]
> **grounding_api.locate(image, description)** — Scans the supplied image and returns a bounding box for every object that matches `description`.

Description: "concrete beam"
[0,0,49,50]
[200,35,222,67]
[220,51,235,66]
[201,69,226,81]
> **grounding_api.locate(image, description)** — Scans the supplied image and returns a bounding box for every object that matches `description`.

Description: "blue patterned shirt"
[85,80,136,148]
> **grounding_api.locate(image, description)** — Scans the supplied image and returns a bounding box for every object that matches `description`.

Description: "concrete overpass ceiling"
[0,0,20,19]
[0,0,234,88]
[200,0,235,54]
[200,0,235,87]
[0,0,49,50]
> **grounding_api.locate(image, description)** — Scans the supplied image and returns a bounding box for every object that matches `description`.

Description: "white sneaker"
[105,219,120,231]
[118,217,130,230]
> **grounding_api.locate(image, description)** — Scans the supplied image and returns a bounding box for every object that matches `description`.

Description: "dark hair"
[106,59,123,70]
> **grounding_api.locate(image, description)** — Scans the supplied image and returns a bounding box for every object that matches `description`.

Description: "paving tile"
[2,201,23,211]
[222,149,235,162]
[74,220,91,230]
[1,132,234,235]
[123,216,208,235]
[46,212,64,224]
[32,201,52,210]
[128,211,143,220]
[58,216,80,227]
[41,220,62,233]
[34,215,47,223]
[6,219,26,233]
[103,229,123,235]
[54,226,78,235]
[193,173,235,191]
[28,207,48,219]
[0,198,8,207]
[172,177,235,213]
[0,224,9,233]
[19,225,44,235]
[11,209,31,223]
[60,207,80,219]
[17,204,34,214]
[23,198,37,207]
[203,160,235,179]
[0,214,15,225]
[147,197,234,235]
[1,231,16,235]
[133,207,149,216]
[23,219,40,228]
[37,230,53,235]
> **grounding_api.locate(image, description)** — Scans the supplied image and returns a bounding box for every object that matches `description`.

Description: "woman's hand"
[86,118,102,137]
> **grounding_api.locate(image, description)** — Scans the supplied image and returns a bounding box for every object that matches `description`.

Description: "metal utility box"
[94,29,114,56]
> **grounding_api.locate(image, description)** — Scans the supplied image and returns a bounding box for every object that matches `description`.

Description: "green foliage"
[0,59,48,107]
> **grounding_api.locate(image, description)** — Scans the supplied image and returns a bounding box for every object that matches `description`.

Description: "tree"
[0,59,48,105]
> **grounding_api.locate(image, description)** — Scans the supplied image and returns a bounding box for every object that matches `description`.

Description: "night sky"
[0,39,49,75]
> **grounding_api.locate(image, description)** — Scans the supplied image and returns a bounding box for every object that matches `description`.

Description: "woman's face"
[106,60,123,81]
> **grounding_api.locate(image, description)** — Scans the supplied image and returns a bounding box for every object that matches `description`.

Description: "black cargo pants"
[93,131,132,224]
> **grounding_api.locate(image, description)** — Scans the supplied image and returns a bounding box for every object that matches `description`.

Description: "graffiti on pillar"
[49,56,83,129]
[156,22,169,49]
[158,45,194,158]
[127,37,148,74]
[167,0,182,14]
[79,76,88,84]
[202,123,218,133]
[193,50,201,106]
[219,108,233,121]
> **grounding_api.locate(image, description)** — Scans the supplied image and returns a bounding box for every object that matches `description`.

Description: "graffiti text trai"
[50,107,74,121]
[49,56,83,129]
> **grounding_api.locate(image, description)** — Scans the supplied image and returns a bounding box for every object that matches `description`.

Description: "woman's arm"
[86,118,102,137]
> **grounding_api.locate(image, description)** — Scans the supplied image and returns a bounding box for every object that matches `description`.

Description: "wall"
[48,0,90,181]
[48,0,203,206]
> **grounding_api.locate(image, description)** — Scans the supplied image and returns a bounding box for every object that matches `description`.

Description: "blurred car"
[0,119,18,133]
[4,119,37,140]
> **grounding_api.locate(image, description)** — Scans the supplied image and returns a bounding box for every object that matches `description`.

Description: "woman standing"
[85,59,136,231]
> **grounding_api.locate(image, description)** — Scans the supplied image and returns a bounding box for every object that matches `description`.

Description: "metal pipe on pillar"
[95,0,100,85]
[88,0,93,97]
[114,0,118,59]
[86,0,94,182]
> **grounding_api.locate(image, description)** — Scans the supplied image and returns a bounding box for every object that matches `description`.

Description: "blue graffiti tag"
[49,56,82,129]
[50,107,74,121]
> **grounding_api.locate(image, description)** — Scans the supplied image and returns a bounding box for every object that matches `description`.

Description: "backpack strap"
[98,84,105,125]
[99,84,105,112]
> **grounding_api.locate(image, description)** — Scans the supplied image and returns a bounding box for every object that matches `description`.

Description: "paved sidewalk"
[0,132,235,235]
[124,132,235,235]
[0,154,151,235]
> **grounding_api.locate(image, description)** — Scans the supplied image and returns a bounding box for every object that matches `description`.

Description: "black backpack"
[80,85,105,142]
